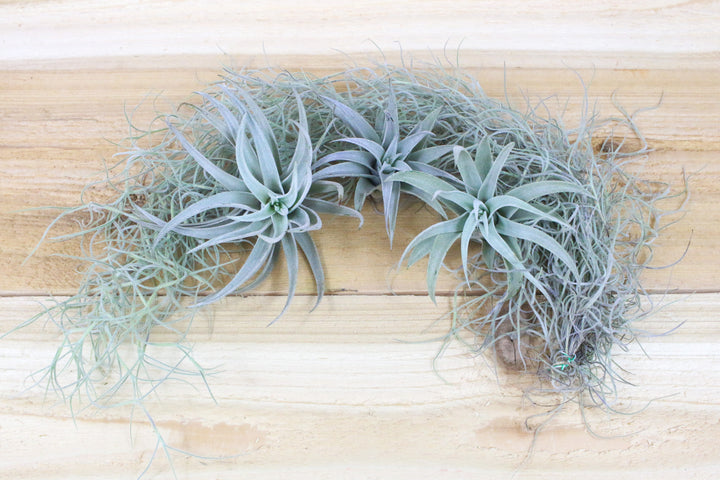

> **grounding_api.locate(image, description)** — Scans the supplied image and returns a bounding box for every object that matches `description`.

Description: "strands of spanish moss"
[10,61,683,474]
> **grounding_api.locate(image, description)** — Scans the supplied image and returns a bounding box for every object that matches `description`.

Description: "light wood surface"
[1,1,719,478]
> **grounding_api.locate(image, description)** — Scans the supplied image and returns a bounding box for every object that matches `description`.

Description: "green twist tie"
[554,354,576,371]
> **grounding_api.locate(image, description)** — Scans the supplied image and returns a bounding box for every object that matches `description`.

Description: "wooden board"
[1,1,719,478]
[1,294,719,479]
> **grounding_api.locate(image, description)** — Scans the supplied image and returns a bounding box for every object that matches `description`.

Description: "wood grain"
[1,1,719,478]
[0,69,711,295]
[1,1,718,69]
[1,294,719,479]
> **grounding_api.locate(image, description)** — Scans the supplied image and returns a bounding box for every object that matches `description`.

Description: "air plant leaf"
[385,171,464,213]
[194,238,275,307]
[167,123,245,192]
[398,214,466,302]
[474,136,493,179]
[495,217,580,279]
[454,146,483,196]
[321,95,379,141]
[476,143,514,201]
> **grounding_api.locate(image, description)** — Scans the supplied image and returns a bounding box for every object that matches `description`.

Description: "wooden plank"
[0,67,713,295]
[1,2,718,478]
[1,293,718,478]
[1,1,718,70]
[1,67,718,151]
[0,150,710,294]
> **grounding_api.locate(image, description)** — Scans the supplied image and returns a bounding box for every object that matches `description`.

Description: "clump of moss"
[9,60,683,472]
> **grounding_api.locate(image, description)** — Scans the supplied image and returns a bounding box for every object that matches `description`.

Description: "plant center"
[269,198,288,216]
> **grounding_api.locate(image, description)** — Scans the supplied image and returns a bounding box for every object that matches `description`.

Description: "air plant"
[312,88,455,245]
[134,87,362,317]
[389,139,586,302]
[7,61,683,477]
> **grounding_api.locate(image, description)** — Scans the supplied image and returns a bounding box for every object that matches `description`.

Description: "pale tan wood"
[0,67,713,294]
[0,150,709,294]
[1,0,718,70]
[1,67,718,152]
[1,294,719,478]
[1,1,719,478]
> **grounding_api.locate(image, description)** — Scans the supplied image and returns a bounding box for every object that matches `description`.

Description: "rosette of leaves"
[389,138,586,301]
[312,89,455,245]
[135,88,362,317]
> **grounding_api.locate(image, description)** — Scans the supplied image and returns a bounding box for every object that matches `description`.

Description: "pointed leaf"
[434,189,476,212]
[187,220,271,253]
[232,246,281,295]
[260,213,288,243]
[312,162,376,182]
[295,231,325,310]
[481,240,496,270]
[284,145,313,209]
[406,145,455,164]
[234,116,263,180]
[383,134,400,168]
[460,216,479,283]
[486,195,571,229]
[399,214,466,268]
[286,121,313,188]
[386,171,458,203]
[269,234,299,324]
[235,121,274,202]
[302,198,364,227]
[293,91,309,132]
[168,123,244,191]
[194,240,275,307]
[380,90,399,148]
[229,202,275,223]
[399,183,447,218]
[239,115,282,193]
[480,219,524,272]
[339,137,386,163]
[406,160,463,186]
[321,96,379,142]
[412,108,442,141]
[496,217,580,279]
[134,204,254,240]
[426,232,462,303]
[152,191,257,244]
[406,235,436,266]
[221,84,279,159]
[197,91,240,142]
[453,146,483,197]
[474,136,493,180]
[382,179,401,246]
[187,223,267,254]
[287,205,314,232]
[354,177,378,211]
[314,150,374,170]
[477,142,514,200]
[308,180,344,200]
[397,131,433,159]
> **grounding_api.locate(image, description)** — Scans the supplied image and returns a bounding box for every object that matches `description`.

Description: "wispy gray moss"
[8,61,684,472]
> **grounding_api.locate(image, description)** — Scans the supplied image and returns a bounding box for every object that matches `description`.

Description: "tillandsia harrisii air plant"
[134,86,362,319]
[7,60,685,473]
[389,139,586,302]
[313,87,454,245]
